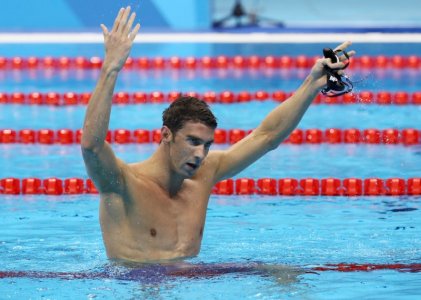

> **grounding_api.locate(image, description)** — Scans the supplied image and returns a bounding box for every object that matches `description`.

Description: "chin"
[184,169,197,178]
[184,171,196,178]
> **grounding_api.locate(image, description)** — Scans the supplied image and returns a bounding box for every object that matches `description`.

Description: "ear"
[161,126,172,143]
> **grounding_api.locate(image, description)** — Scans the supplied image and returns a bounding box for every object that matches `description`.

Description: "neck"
[147,144,185,197]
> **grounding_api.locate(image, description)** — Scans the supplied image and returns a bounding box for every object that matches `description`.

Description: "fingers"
[112,7,125,33]
[129,23,141,42]
[100,24,109,37]
[117,6,131,33]
[335,42,356,61]
[334,41,352,53]
[346,50,356,57]
[324,59,347,70]
[110,6,138,38]
[124,12,136,35]
[336,50,356,62]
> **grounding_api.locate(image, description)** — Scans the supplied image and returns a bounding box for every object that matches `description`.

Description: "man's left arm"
[211,41,355,182]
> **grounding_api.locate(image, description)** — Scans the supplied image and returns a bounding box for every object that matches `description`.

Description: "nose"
[193,145,206,161]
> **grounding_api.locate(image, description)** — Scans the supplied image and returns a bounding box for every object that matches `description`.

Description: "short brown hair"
[162,96,217,134]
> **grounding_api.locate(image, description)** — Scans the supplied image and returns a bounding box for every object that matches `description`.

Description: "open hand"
[101,6,140,72]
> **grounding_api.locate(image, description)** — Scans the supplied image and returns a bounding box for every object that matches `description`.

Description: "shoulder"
[203,150,224,167]
[100,162,151,200]
[124,161,149,182]
[195,150,225,181]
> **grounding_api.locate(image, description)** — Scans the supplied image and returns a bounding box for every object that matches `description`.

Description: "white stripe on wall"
[0,33,421,43]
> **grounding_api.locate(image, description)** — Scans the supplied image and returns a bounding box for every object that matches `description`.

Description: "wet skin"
[99,122,218,262]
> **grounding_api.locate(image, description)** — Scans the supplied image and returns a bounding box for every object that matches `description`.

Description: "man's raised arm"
[212,41,355,182]
[81,7,140,193]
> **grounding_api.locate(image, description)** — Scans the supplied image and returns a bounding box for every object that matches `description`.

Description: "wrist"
[304,75,324,93]
[101,63,120,78]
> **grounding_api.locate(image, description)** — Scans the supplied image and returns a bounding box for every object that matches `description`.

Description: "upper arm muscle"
[212,130,273,183]
[81,142,125,194]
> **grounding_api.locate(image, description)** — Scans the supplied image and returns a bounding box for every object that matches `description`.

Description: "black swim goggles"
[320,47,353,97]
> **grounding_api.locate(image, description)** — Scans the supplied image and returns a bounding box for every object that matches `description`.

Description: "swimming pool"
[1,41,421,299]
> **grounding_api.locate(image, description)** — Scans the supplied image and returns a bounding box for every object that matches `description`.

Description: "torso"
[99,156,217,262]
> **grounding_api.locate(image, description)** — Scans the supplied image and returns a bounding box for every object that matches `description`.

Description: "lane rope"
[0,177,420,196]
[0,55,420,70]
[0,128,419,145]
[0,91,420,106]
[0,262,420,282]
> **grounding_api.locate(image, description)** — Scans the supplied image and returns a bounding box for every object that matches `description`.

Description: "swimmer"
[81,6,355,263]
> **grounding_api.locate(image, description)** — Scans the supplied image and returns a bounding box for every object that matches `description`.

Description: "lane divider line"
[0,177,420,196]
[0,262,420,282]
[0,128,419,145]
[0,54,420,70]
[1,91,420,106]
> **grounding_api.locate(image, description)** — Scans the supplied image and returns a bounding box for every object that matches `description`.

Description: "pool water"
[1,194,420,299]
[1,42,421,299]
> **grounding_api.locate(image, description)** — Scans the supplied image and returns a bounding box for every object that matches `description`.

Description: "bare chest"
[108,178,211,254]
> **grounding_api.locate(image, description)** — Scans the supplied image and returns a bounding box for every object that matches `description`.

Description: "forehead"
[177,121,215,140]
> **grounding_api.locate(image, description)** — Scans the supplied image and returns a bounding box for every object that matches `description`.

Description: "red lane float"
[343,178,363,196]
[133,129,150,143]
[278,178,299,195]
[212,179,234,195]
[1,91,421,105]
[22,178,42,194]
[114,129,131,144]
[257,178,277,195]
[235,178,255,195]
[64,178,85,194]
[325,128,342,143]
[2,177,420,196]
[43,178,63,195]
[321,178,341,196]
[229,129,246,144]
[408,178,421,195]
[299,178,320,196]
[86,179,99,194]
[214,129,227,144]
[0,128,420,145]
[312,263,421,273]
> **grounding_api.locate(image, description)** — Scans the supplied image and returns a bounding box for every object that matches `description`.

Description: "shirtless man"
[81,6,354,263]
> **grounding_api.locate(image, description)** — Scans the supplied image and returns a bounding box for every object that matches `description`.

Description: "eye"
[204,142,213,149]
[188,137,201,146]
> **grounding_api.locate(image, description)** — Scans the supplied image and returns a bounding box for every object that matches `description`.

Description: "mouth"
[186,162,199,171]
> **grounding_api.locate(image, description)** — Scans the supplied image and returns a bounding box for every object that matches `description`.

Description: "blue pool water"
[1,42,421,299]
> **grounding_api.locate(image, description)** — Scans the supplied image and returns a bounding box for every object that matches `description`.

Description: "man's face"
[167,121,215,178]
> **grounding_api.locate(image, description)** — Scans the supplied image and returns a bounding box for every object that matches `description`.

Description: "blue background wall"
[0,0,210,31]
[212,0,421,28]
[0,0,420,32]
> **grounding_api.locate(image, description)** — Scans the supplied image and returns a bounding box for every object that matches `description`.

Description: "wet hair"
[162,96,218,134]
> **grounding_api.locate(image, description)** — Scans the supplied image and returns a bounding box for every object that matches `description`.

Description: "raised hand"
[100,6,140,73]
[309,41,356,90]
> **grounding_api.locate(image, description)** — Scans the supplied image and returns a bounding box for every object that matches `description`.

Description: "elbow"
[80,136,94,151]
[80,136,102,153]
[267,139,280,152]
[263,131,281,152]
[252,129,280,152]
[80,126,104,152]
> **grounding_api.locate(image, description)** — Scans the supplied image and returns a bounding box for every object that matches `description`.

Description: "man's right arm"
[81,7,140,194]
[81,70,124,194]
